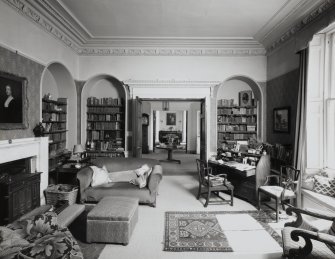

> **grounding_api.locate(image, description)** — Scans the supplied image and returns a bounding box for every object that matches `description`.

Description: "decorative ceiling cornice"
[266,0,335,54]
[4,0,335,56]
[124,79,221,88]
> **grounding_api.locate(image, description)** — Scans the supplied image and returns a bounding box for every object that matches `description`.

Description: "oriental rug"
[164,210,282,252]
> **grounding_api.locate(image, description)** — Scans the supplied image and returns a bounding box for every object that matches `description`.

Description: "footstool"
[86,196,139,245]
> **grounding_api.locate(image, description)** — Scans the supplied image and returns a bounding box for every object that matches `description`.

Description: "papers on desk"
[216,160,256,177]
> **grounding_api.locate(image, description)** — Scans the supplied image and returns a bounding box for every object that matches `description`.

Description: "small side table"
[56,162,90,185]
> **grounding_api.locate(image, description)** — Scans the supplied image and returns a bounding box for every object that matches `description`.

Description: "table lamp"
[73,144,85,168]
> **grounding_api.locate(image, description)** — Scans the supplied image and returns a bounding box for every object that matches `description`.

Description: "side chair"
[258,165,300,222]
[195,159,234,207]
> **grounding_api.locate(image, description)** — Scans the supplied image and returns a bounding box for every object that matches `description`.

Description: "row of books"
[217,125,256,132]
[217,99,235,107]
[87,130,123,141]
[49,142,65,155]
[87,122,122,130]
[48,132,66,142]
[87,113,122,122]
[218,132,257,141]
[87,151,124,159]
[87,97,124,106]
[218,107,257,115]
[42,113,66,122]
[87,106,123,114]
[87,140,124,151]
[218,116,257,124]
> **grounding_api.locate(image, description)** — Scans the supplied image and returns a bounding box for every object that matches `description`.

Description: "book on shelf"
[87,97,124,106]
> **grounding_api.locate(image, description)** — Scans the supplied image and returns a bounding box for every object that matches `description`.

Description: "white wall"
[41,70,59,99]
[0,1,78,77]
[78,55,266,82]
[217,79,253,104]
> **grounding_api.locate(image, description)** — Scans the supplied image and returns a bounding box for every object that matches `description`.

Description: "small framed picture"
[273,107,290,133]
[166,113,176,125]
[239,90,252,106]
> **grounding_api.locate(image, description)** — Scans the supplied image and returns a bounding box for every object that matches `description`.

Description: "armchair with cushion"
[282,206,335,258]
[258,165,300,222]
[196,159,234,207]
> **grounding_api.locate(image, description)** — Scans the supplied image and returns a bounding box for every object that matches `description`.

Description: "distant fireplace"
[0,157,33,176]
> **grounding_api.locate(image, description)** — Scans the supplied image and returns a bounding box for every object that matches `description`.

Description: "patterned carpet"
[164,210,282,252]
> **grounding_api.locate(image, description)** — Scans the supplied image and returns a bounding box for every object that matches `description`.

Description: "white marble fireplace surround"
[0,137,49,204]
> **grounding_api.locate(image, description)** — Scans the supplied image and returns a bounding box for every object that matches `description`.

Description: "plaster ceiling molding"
[266,0,335,54]
[158,49,174,56]
[3,0,81,53]
[124,79,221,89]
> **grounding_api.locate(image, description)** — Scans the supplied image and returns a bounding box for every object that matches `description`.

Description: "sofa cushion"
[84,182,154,204]
[18,227,83,259]
[24,211,59,240]
[313,175,335,197]
[91,166,111,187]
[0,226,30,258]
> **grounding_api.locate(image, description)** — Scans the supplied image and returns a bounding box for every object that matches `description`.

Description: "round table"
[156,145,181,164]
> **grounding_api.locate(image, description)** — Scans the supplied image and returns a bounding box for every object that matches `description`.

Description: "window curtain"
[294,48,308,207]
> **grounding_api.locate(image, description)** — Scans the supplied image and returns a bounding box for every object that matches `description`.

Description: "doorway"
[132,98,205,164]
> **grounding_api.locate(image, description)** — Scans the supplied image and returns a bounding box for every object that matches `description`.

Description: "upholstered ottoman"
[86,196,139,245]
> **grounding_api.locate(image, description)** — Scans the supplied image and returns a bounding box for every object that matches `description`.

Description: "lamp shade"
[73,144,85,154]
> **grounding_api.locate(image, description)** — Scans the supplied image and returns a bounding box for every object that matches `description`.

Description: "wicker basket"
[44,184,78,205]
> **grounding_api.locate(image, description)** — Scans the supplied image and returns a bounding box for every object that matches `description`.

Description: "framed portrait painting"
[166,113,176,125]
[0,71,28,129]
[239,90,253,106]
[273,107,290,133]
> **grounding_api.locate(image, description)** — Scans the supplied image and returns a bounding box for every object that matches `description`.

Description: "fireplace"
[0,138,48,224]
[0,137,49,203]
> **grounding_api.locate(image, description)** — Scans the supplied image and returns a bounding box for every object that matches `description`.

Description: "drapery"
[294,48,308,207]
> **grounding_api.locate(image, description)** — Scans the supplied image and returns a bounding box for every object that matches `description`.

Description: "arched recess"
[214,75,265,148]
[81,74,128,153]
[40,62,77,150]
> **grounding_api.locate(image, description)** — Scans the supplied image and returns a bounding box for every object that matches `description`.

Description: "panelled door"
[132,97,143,157]
[200,98,206,161]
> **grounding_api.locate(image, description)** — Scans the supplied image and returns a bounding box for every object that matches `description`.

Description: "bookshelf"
[217,101,257,144]
[42,98,69,174]
[86,97,125,158]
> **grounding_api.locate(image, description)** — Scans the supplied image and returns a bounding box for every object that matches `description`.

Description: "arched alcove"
[214,75,264,148]
[81,74,128,152]
[40,62,77,150]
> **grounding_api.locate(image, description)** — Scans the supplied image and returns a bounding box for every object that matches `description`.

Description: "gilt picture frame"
[0,71,28,129]
[166,113,176,125]
[273,106,290,133]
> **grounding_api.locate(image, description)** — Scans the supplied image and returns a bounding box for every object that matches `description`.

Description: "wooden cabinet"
[0,173,41,225]
[42,98,68,179]
[217,104,257,144]
[86,97,125,158]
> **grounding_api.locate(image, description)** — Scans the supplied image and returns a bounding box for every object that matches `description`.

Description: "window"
[306,31,335,171]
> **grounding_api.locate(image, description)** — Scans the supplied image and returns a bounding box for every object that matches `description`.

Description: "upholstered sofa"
[0,205,84,259]
[77,157,163,207]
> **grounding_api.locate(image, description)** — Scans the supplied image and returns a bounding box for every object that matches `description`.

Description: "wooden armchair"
[282,207,335,258]
[195,159,234,207]
[257,165,300,222]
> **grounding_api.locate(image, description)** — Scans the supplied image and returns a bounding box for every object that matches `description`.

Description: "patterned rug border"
[164,210,283,252]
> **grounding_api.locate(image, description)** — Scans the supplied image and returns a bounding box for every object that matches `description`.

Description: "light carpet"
[98,153,286,259]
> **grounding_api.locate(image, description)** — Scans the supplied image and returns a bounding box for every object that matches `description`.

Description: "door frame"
[140,98,205,156]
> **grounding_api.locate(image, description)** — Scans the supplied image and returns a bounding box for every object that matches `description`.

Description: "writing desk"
[208,155,270,205]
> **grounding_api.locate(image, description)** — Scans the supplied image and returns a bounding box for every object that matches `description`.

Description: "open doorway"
[134,98,204,165]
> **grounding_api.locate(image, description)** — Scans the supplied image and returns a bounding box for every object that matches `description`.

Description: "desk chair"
[196,159,234,207]
[257,165,300,222]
